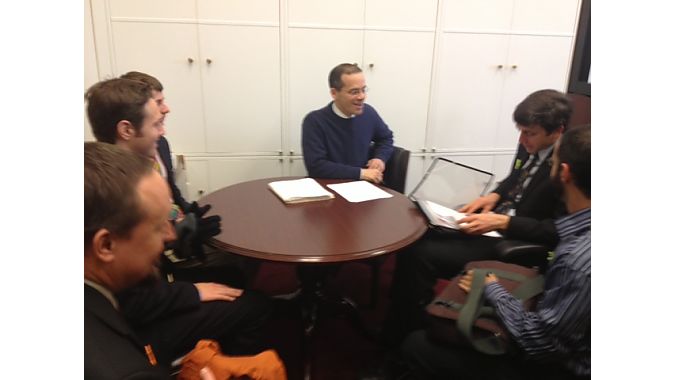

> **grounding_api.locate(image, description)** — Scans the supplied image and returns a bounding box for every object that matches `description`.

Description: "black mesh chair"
[364,146,410,307]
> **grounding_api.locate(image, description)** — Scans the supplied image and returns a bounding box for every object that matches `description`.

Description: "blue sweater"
[301,102,394,179]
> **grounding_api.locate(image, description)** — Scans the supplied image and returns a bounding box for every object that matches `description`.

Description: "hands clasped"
[361,158,386,184]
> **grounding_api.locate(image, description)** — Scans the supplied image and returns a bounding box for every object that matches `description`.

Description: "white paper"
[268,178,335,204]
[419,200,502,238]
[327,181,393,203]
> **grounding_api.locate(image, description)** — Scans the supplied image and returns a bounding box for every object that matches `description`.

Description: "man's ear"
[91,229,116,263]
[559,162,573,184]
[330,88,337,100]
[116,120,135,142]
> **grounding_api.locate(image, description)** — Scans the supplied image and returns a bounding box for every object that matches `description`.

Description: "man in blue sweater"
[302,63,394,183]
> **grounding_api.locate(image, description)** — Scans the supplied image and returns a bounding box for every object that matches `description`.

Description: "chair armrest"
[495,240,550,272]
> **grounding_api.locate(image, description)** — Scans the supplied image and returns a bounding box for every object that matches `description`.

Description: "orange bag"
[178,340,287,380]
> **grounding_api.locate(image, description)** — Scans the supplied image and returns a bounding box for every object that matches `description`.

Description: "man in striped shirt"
[400,125,591,379]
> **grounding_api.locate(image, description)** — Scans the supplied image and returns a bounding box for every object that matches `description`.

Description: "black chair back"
[382,146,410,194]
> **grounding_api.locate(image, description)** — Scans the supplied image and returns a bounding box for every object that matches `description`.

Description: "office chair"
[495,239,552,273]
[364,145,410,307]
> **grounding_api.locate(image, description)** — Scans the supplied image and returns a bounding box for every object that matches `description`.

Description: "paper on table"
[418,199,502,238]
[268,177,335,204]
[327,180,393,203]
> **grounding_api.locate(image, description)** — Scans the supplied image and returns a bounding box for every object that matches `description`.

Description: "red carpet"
[251,256,396,380]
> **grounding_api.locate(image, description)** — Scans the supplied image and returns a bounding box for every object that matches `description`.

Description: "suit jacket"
[492,144,565,247]
[158,136,190,212]
[85,284,169,380]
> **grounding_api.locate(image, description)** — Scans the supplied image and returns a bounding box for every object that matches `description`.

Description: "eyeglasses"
[345,86,369,96]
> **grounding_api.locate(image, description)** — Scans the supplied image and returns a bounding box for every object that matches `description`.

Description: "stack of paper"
[417,199,501,238]
[268,178,335,204]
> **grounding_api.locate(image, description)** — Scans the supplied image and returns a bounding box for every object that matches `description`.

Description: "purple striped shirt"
[485,208,591,376]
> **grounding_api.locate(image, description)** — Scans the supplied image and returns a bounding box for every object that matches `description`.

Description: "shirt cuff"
[484,281,509,303]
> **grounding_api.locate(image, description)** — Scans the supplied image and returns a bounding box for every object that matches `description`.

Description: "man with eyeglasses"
[302,63,394,184]
[85,78,273,370]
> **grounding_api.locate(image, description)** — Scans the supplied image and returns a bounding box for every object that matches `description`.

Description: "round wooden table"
[201,177,428,263]
[200,177,428,380]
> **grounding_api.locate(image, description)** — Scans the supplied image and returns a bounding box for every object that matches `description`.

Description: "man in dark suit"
[85,142,175,379]
[85,79,272,373]
[382,89,573,347]
[118,71,219,258]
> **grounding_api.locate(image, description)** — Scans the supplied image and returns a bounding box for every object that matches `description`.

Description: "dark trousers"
[401,330,587,380]
[134,290,272,366]
[383,229,501,345]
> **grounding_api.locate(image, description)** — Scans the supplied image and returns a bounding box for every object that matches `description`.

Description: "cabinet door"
[428,33,510,150]
[199,24,281,153]
[365,0,438,29]
[511,0,580,34]
[362,30,435,152]
[85,0,98,142]
[108,0,196,20]
[183,158,210,202]
[494,35,575,148]
[207,157,284,191]
[288,0,364,26]
[441,0,515,31]
[286,156,309,177]
[287,28,363,154]
[197,0,278,23]
[110,22,206,153]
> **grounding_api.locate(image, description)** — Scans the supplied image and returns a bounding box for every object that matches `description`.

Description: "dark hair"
[513,89,573,133]
[120,71,164,92]
[85,78,153,143]
[328,63,363,90]
[84,142,154,249]
[557,124,591,198]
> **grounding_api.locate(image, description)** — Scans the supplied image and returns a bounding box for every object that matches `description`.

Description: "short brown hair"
[513,89,573,134]
[120,71,164,92]
[557,124,591,198]
[328,63,363,90]
[84,142,154,249]
[85,78,153,144]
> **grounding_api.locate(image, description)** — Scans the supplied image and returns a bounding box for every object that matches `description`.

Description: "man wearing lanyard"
[382,89,573,347]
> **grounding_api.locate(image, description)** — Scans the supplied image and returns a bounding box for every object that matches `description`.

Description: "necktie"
[495,154,538,215]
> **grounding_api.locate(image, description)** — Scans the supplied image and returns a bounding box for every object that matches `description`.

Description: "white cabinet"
[109,22,206,153]
[86,0,582,195]
[287,0,438,155]
[84,0,98,142]
[426,0,580,167]
[199,24,281,153]
[94,0,280,154]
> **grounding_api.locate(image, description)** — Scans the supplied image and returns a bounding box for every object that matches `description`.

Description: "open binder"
[408,158,500,237]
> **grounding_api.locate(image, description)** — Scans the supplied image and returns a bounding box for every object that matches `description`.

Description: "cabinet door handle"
[497,64,503,69]
[187,57,194,64]
[206,58,213,65]
[368,63,374,68]
[511,64,518,69]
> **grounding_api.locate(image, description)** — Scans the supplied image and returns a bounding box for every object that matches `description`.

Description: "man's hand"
[457,213,510,235]
[194,282,243,302]
[458,270,498,293]
[367,158,386,173]
[188,201,211,218]
[188,201,222,240]
[360,168,383,184]
[458,192,501,214]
